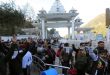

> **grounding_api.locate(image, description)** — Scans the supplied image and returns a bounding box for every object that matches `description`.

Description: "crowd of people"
[0,35,58,75]
[0,35,110,75]
[56,41,110,75]
[0,35,36,75]
[34,39,110,75]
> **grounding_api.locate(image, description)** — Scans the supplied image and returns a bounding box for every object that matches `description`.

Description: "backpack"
[68,68,77,75]
[61,47,73,62]
[68,64,77,75]
[56,49,61,57]
[75,50,87,70]
[46,49,56,61]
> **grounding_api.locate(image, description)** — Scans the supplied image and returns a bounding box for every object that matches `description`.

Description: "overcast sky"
[1,0,110,23]
[0,0,110,36]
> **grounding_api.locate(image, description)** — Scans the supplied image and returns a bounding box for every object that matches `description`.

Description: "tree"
[48,28,56,35]
[48,28,57,38]
[0,2,25,35]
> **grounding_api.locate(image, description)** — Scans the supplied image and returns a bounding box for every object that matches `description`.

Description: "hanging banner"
[107,28,110,41]
[96,34,104,41]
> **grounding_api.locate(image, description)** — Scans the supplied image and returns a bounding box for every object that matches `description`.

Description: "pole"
[68,27,70,39]
[41,18,45,40]
[72,19,75,40]
[45,28,47,39]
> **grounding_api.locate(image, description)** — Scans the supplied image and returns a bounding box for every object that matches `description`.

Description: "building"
[33,0,83,39]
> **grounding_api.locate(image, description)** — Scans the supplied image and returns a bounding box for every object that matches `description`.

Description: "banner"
[107,28,110,41]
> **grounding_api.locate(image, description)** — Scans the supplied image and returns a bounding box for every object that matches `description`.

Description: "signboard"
[96,34,104,41]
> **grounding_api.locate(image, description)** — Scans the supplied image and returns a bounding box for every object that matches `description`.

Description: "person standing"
[91,41,108,75]
[9,35,22,75]
[22,50,32,75]
[75,48,87,75]
[60,43,73,75]
[44,45,56,70]
[22,37,34,75]
[0,36,10,75]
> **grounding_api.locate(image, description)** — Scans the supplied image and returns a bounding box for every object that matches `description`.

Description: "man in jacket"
[0,36,11,75]
[91,41,108,75]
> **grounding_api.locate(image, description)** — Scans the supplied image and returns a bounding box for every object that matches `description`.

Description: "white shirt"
[22,51,32,68]
[12,51,18,59]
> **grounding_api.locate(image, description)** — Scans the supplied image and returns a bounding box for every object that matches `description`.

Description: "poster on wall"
[96,34,104,41]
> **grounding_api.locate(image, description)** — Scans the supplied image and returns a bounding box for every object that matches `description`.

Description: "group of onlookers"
[56,41,110,75]
[0,35,110,75]
[0,35,58,75]
[0,35,36,75]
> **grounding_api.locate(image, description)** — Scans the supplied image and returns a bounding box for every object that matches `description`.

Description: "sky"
[0,0,110,37]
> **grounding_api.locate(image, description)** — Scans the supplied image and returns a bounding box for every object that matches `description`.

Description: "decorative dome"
[75,18,82,22]
[49,0,66,13]
[69,7,77,13]
[39,8,47,14]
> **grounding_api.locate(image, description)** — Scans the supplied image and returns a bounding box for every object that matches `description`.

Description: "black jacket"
[0,42,11,75]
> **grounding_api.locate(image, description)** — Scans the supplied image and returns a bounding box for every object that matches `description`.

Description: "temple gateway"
[33,0,93,40]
